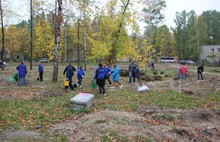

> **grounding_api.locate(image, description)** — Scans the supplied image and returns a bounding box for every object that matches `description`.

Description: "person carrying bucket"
[63,62,76,92]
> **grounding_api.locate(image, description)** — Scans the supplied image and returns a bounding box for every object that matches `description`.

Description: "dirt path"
[49,108,220,142]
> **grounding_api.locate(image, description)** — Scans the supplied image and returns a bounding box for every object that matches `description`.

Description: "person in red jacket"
[180,63,188,80]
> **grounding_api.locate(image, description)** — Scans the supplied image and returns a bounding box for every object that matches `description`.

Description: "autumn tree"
[34,12,55,60]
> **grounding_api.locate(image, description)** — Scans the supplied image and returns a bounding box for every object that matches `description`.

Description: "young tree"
[173,10,189,59]
[142,0,166,45]
[107,0,131,64]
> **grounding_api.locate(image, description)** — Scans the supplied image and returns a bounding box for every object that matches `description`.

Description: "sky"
[163,0,220,28]
[5,0,220,28]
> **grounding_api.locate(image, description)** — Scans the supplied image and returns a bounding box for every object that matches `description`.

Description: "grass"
[0,95,75,131]
[0,63,220,140]
[100,131,155,142]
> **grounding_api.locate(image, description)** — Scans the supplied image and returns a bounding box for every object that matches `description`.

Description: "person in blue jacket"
[105,64,112,86]
[63,62,76,91]
[111,64,123,88]
[38,62,44,81]
[94,63,108,95]
[134,65,140,81]
[77,65,85,88]
[134,64,141,85]
[17,61,27,86]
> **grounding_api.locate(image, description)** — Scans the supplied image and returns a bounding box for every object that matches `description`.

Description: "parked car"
[186,60,195,65]
[39,58,49,63]
[178,60,186,65]
[179,60,195,65]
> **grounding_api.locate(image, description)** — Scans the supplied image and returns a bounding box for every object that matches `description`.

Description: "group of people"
[64,60,144,95]
[93,63,124,95]
[8,60,206,94]
[63,62,125,95]
[179,63,205,81]
[14,61,43,86]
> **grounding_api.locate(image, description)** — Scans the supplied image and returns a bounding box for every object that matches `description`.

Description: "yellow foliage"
[34,19,55,60]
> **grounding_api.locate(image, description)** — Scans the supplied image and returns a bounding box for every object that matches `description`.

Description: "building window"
[210,48,214,52]
[218,48,220,52]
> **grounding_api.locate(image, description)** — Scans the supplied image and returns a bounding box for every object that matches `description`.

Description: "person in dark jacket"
[17,61,27,86]
[128,60,136,84]
[63,63,76,91]
[105,64,112,86]
[94,63,108,95]
[197,64,204,81]
[77,66,85,88]
[38,62,44,81]
[151,59,155,71]
[134,65,140,82]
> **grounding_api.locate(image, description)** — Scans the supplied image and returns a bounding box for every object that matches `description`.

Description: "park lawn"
[0,63,220,140]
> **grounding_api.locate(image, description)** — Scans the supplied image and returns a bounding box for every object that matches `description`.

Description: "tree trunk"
[52,0,63,82]
[30,0,33,70]
[83,6,87,70]
[0,0,5,62]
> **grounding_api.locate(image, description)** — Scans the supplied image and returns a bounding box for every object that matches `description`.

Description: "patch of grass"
[198,91,220,109]
[0,95,76,132]
[100,131,154,142]
[101,131,130,142]
[95,89,198,111]
[145,90,198,109]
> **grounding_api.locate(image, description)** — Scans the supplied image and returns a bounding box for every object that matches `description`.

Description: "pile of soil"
[49,108,220,141]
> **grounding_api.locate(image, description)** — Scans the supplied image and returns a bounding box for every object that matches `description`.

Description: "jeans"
[78,77,83,86]
[18,76,26,86]
[129,72,135,83]
[181,73,187,80]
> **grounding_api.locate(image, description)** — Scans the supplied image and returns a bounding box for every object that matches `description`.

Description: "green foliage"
[142,0,166,25]
[202,10,220,45]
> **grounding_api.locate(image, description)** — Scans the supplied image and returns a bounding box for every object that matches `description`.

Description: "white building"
[200,45,220,64]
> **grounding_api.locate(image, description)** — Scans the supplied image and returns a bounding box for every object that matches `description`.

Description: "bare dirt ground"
[0,65,220,141]
[49,73,220,142]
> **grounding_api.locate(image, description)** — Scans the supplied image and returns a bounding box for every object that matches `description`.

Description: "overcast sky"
[6,0,220,28]
[163,0,220,28]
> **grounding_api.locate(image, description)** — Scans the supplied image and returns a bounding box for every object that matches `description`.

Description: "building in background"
[200,45,220,64]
